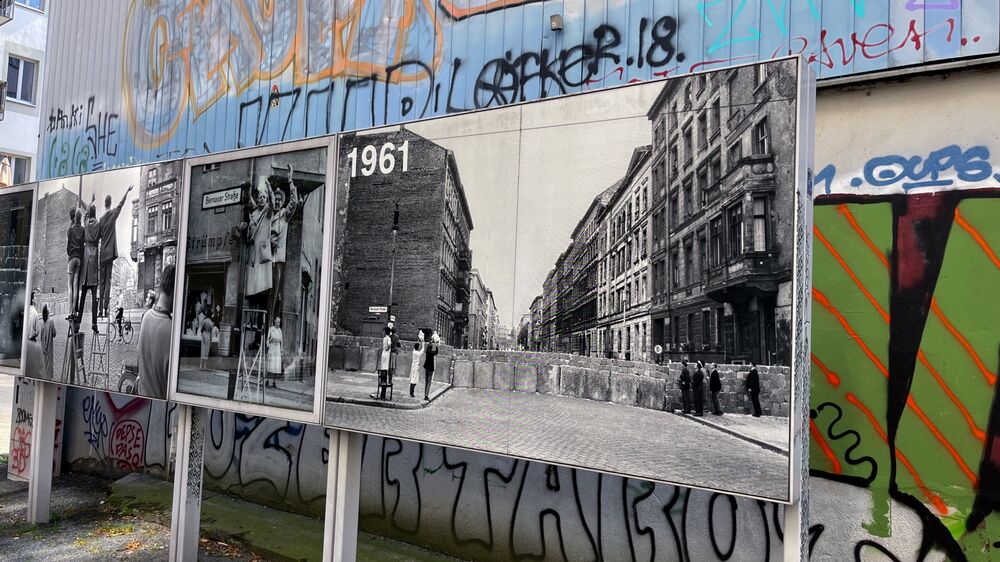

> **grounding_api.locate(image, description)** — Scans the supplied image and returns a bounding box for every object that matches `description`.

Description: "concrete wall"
[450,349,790,416]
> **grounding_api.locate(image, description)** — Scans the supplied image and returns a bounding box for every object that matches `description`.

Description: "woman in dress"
[408,330,425,398]
[266,316,283,388]
[200,313,214,370]
[376,326,392,400]
[245,176,274,311]
[39,305,57,380]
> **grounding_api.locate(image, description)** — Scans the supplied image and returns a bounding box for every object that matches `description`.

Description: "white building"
[0,0,46,186]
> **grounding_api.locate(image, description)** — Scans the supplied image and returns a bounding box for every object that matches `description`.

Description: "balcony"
[704,252,785,300]
[457,248,472,270]
[0,0,12,26]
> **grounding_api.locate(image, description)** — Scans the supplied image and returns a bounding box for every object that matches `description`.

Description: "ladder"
[89,325,110,390]
[61,324,86,385]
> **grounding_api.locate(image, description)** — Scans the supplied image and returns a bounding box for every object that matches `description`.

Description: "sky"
[408,81,662,327]
[39,165,142,266]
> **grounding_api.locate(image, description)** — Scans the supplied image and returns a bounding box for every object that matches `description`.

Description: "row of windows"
[130,201,174,244]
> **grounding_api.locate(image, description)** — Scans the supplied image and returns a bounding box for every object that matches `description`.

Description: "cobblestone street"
[326,369,451,409]
[26,310,144,392]
[325,387,789,499]
[177,357,315,411]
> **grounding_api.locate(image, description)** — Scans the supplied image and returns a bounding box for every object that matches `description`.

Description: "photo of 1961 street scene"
[325,58,802,501]
[25,162,182,399]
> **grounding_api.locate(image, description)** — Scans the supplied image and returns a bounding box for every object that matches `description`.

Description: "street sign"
[368,306,388,313]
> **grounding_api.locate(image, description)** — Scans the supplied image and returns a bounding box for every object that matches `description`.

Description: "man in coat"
[709,363,723,415]
[692,361,706,416]
[745,362,762,417]
[97,186,133,317]
[679,359,692,414]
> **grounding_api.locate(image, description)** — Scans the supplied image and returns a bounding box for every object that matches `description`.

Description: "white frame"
[320,55,813,505]
[5,53,39,105]
[0,180,37,376]
[168,135,338,425]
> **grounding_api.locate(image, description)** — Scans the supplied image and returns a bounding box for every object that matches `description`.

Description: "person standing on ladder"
[97,186,133,318]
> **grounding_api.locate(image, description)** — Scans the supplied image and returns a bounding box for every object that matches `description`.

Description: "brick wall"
[334,130,450,341]
[32,186,78,296]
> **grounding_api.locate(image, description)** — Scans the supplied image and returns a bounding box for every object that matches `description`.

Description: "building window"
[683,239,693,286]
[698,233,707,282]
[670,192,679,228]
[683,129,693,163]
[671,248,679,287]
[696,166,708,207]
[16,0,45,10]
[755,63,768,87]
[728,205,744,259]
[162,201,173,231]
[710,217,723,266]
[729,141,743,168]
[669,145,678,175]
[147,204,158,233]
[702,310,711,346]
[711,99,721,134]
[697,114,708,149]
[686,313,694,344]
[0,154,29,185]
[753,119,770,155]
[753,197,769,252]
[6,55,37,104]
[682,178,693,218]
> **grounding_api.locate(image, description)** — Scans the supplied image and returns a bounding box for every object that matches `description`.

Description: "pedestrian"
[27,291,39,342]
[77,202,101,334]
[679,359,692,414]
[137,264,175,399]
[200,312,214,370]
[38,305,57,380]
[374,326,392,400]
[244,176,274,311]
[97,186,133,317]
[388,323,401,380]
[423,331,440,401]
[745,362,762,417]
[408,329,425,398]
[268,165,300,323]
[66,207,84,319]
[709,363,723,415]
[266,316,283,388]
[114,292,125,341]
[692,360,705,416]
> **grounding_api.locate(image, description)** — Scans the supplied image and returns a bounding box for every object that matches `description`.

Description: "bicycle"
[118,363,139,395]
[107,308,134,344]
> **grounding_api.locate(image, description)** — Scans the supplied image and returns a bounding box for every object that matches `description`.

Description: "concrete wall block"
[513,364,537,393]
[361,346,379,372]
[636,377,666,411]
[583,369,611,402]
[453,360,475,388]
[609,373,639,407]
[493,363,514,392]
[559,366,585,399]
[537,365,559,395]
[344,346,362,371]
[473,361,494,390]
[328,345,346,370]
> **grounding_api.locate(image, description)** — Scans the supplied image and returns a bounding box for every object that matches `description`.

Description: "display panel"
[0,182,35,374]
[323,57,811,502]
[25,162,183,400]
[169,138,336,423]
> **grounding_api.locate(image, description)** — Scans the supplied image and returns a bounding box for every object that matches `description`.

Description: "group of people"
[374,325,440,402]
[678,359,762,417]
[66,186,133,334]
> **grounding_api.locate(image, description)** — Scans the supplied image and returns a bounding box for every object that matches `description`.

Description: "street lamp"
[388,201,399,323]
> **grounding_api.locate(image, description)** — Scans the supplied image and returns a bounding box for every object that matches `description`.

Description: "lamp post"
[388,201,399,323]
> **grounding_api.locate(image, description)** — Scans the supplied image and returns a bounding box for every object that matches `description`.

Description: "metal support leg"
[169,405,206,561]
[27,381,57,524]
[323,430,364,562]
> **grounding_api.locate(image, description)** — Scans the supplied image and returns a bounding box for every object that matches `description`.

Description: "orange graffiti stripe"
[810,419,842,474]
[839,204,997,386]
[815,225,984,441]
[811,353,841,387]
[955,209,1000,271]
[813,288,978,486]
[844,392,949,516]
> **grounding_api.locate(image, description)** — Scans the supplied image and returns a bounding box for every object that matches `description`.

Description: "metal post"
[169,405,206,561]
[27,380,56,524]
[387,202,399,319]
[323,430,364,562]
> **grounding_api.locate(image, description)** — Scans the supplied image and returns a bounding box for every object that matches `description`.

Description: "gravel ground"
[0,471,266,561]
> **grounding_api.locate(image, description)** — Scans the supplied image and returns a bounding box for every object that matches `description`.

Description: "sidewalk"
[177,360,315,411]
[326,369,451,409]
[0,466,462,561]
[673,411,789,454]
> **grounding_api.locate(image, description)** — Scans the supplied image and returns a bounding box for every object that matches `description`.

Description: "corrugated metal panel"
[36,0,1000,178]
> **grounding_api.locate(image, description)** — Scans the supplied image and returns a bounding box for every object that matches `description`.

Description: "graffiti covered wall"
[37,1,999,178]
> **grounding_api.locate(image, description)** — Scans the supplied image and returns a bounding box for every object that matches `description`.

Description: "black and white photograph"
[171,141,332,419]
[324,58,807,502]
[25,162,183,399]
[0,183,34,373]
